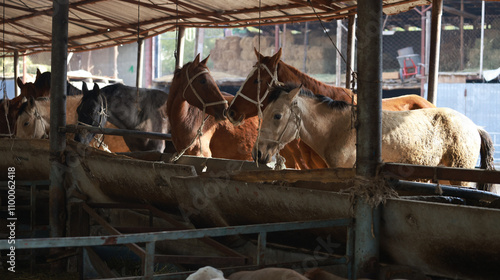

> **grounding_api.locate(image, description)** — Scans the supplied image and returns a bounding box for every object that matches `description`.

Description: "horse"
[15,89,130,153]
[168,54,258,161]
[226,48,435,122]
[225,49,436,169]
[253,84,495,191]
[74,81,170,152]
[303,268,371,280]
[186,266,227,280]
[228,267,308,280]
[33,69,82,97]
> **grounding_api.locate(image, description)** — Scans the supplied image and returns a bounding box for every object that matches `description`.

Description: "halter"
[170,66,228,163]
[183,67,228,109]
[26,106,48,139]
[230,62,281,108]
[260,101,302,152]
[77,92,110,151]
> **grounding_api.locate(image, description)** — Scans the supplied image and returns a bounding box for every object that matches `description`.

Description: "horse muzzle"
[252,148,271,164]
[226,109,245,126]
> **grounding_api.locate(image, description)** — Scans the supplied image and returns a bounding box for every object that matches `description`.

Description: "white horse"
[186,266,227,280]
[253,84,495,190]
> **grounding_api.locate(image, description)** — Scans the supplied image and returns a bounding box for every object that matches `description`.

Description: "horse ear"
[82,82,89,93]
[28,96,35,106]
[271,48,282,64]
[288,85,302,101]
[193,53,201,65]
[21,96,27,103]
[92,83,99,92]
[36,68,41,78]
[254,47,264,61]
[16,77,24,88]
[200,54,210,66]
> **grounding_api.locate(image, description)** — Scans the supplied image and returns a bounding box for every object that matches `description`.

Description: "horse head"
[174,53,228,121]
[227,48,283,125]
[33,69,52,98]
[252,84,302,164]
[74,82,107,144]
[15,96,49,139]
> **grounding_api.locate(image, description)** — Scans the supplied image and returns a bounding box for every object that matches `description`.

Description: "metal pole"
[136,38,144,88]
[336,20,342,87]
[345,15,356,90]
[275,25,280,53]
[427,0,443,105]
[459,0,464,70]
[14,51,19,97]
[355,0,382,278]
[479,1,485,78]
[175,27,186,69]
[303,22,309,73]
[49,0,69,271]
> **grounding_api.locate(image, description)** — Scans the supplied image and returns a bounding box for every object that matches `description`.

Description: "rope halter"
[230,62,282,108]
[32,107,49,139]
[183,67,228,110]
[259,100,302,152]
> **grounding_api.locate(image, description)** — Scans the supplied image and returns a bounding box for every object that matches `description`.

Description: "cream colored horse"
[253,84,495,190]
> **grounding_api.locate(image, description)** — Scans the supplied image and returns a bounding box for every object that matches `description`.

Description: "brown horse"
[226,48,436,169]
[15,94,130,153]
[168,54,311,168]
[228,268,308,280]
[168,54,256,161]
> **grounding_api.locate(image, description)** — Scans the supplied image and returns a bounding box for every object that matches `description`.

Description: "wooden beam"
[220,168,356,183]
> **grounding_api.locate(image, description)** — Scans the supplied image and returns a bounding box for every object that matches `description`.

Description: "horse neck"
[66,95,82,124]
[279,61,355,103]
[296,97,354,158]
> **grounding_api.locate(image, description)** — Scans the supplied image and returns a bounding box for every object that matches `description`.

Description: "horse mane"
[278,60,355,100]
[268,83,351,111]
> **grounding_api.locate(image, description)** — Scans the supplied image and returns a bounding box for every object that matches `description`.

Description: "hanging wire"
[307,0,356,89]
[174,1,179,64]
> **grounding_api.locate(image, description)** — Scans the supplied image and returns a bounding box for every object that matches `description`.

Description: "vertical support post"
[144,38,153,88]
[14,51,19,97]
[49,0,69,271]
[355,0,382,278]
[479,1,485,78]
[275,25,280,53]
[303,22,309,73]
[136,38,144,88]
[427,0,443,105]
[459,0,464,70]
[282,24,287,56]
[144,241,156,279]
[195,28,205,58]
[345,15,356,90]
[336,20,342,86]
[257,232,267,265]
[175,27,186,69]
[113,46,119,79]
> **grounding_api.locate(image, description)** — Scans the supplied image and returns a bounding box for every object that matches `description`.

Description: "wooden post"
[136,38,144,88]
[303,22,309,73]
[427,0,444,105]
[355,0,382,278]
[175,27,186,69]
[49,0,69,271]
[460,0,464,70]
[336,20,342,87]
[345,15,356,90]
[14,51,19,97]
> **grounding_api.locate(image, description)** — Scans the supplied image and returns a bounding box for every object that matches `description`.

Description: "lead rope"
[169,67,227,163]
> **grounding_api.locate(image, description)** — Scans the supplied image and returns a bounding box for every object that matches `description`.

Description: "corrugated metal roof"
[0,0,429,54]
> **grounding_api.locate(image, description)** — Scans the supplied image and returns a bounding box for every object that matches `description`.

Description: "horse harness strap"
[183,68,228,109]
[32,107,49,139]
[230,63,282,108]
[261,101,301,149]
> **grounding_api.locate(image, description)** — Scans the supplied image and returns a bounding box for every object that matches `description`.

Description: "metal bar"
[0,218,352,250]
[355,0,383,278]
[153,255,246,266]
[62,124,172,140]
[136,38,144,88]
[14,51,19,97]
[427,0,443,104]
[256,232,267,265]
[144,242,155,279]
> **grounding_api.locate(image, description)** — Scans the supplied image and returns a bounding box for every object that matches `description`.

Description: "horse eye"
[274,114,282,120]
[200,78,206,84]
[24,121,30,126]
[254,79,260,84]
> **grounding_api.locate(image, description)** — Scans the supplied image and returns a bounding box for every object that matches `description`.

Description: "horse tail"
[477,127,495,191]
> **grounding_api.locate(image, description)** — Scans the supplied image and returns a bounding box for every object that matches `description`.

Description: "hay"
[342,175,399,209]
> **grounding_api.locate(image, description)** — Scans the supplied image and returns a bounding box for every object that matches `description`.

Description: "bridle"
[20,104,48,139]
[170,65,228,162]
[183,66,228,110]
[77,92,110,151]
[260,100,302,152]
[229,62,282,108]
